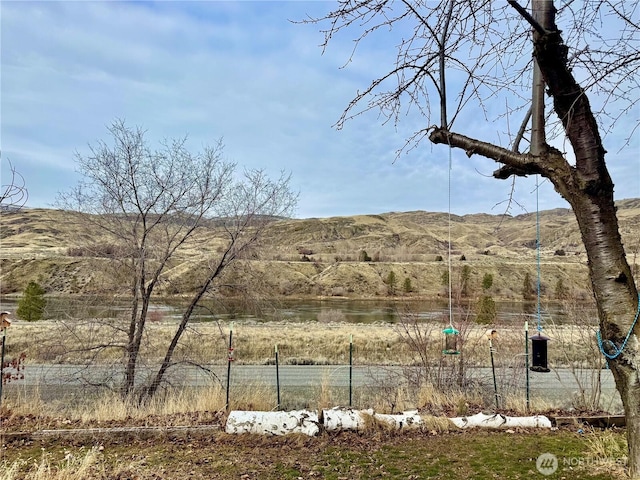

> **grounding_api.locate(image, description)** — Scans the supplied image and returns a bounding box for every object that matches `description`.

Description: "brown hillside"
[0,199,638,300]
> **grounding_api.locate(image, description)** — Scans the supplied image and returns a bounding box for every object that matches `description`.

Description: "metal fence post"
[349,334,353,407]
[226,323,234,410]
[275,344,281,410]
[525,321,530,412]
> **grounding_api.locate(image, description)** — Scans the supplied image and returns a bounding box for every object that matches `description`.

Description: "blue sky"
[1,1,638,219]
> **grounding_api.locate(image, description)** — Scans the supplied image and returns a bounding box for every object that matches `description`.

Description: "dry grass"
[7,318,602,368]
[74,385,226,423]
[415,384,482,416]
[0,384,276,427]
[585,427,628,460]
[0,447,142,480]
[581,427,629,479]
[1,372,549,430]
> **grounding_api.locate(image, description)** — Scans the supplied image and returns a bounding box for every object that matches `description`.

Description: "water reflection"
[0,295,596,325]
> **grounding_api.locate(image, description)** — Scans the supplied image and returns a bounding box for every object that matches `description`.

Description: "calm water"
[0,295,596,325]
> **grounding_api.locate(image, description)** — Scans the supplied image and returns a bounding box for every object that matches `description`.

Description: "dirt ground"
[0,411,627,480]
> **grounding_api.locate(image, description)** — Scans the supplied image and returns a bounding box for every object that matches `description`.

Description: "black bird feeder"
[530,332,550,373]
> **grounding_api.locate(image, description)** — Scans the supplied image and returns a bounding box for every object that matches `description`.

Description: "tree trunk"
[140,255,229,402]
[429,2,639,472]
[124,258,153,399]
[530,0,550,156]
[123,268,141,398]
[529,5,640,475]
[567,192,639,476]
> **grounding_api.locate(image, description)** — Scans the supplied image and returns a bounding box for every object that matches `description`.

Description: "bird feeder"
[0,311,10,329]
[442,325,460,355]
[530,332,550,372]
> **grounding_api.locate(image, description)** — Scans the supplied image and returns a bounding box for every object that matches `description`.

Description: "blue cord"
[597,293,640,360]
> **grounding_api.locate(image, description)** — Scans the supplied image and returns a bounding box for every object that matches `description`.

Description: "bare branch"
[429,126,539,175]
[512,106,532,153]
[0,157,28,210]
[506,0,549,34]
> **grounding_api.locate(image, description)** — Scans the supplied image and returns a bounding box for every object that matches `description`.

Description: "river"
[0,296,596,325]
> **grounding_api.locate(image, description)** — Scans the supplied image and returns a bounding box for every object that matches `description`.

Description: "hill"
[1,199,638,300]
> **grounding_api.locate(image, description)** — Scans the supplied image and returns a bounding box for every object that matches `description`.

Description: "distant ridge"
[0,199,638,299]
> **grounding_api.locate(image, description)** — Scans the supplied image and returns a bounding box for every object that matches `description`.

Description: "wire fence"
[2,356,621,415]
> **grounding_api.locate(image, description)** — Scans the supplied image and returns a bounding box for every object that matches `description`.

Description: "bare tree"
[308,0,640,475]
[59,120,297,402]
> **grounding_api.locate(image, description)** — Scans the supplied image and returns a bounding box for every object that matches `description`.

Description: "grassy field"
[0,426,628,479]
[0,352,626,478]
[0,371,627,478]
[7,314,604,368]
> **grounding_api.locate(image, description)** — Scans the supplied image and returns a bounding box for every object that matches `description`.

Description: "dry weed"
[581,428,628,479]
[1,448,106,480]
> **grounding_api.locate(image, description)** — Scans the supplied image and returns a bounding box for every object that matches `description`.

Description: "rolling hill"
[1,199,638,300]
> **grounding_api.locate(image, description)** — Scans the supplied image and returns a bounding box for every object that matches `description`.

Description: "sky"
[1,1,638,219]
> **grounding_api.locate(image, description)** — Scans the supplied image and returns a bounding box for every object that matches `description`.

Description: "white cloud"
[1,1,637,219]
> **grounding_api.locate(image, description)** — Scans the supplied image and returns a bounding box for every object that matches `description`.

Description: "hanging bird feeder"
[442,325,460,355]
[530,332,550,372]
[0,311,10,329]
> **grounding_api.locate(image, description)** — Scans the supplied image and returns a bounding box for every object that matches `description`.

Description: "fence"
[2,348,621,416]
[0,302,622,416]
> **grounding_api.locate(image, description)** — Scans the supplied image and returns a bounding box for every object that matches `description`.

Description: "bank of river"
[0,295,594,325]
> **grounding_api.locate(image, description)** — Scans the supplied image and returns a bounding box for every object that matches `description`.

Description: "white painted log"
[225,410,320,436]
[449,412,552,429]
[502,414,552,428]
[226,409,551,435]
[323,407,423,431]
[323,407,372,431]
[373,410,423,430]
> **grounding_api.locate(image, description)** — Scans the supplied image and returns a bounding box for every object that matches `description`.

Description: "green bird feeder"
[442,325,460,355]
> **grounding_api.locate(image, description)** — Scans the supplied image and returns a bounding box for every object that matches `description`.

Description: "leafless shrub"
[482,326,528,410]
[551,300,609,411]
[66,244,130,258]
[393,305,481,392]
[279,281,296,295]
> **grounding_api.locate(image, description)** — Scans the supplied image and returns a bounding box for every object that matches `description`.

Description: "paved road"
[5,364,620,409]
